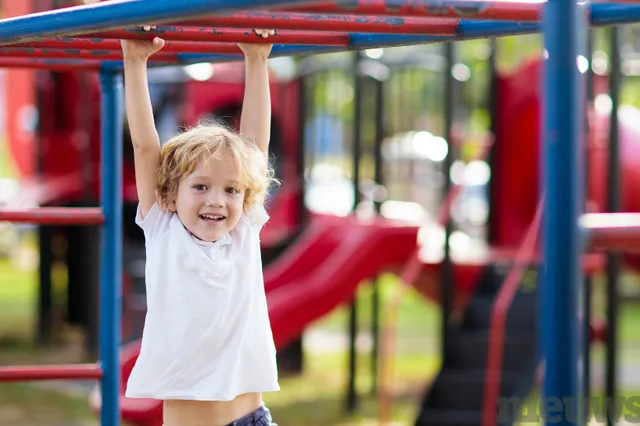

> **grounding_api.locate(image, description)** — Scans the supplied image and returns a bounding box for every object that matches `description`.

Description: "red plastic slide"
[266,215,419,348]
[91,215,420,425]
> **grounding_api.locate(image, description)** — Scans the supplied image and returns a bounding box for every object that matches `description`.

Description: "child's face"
[171,153,245,242]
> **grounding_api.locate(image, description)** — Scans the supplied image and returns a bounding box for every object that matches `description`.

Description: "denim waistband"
[227,405,274,426]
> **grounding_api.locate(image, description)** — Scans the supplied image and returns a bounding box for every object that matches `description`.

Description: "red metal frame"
[0,47,179,61]
[0,57,102,69]
[583,212,640,251]
[0,16,459,60]
[482,200,544,426]
[16,38,244,54]
[0,207,105,224]
[284,0,542,21]
[174,13,461,34]
[81,28,351,44]
[0,364,103,382]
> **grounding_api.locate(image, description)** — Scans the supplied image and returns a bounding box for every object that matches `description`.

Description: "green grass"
[314,273,439,335]
[0,258,35,344]
[0,383,99,426]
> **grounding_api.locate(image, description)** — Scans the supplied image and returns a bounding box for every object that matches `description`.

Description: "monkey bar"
[2,1,640,426]
[582,213,640,251]
[0,364,104,382]
[0,207,105,224]
[283,0,544,19]
[0,1,636,69]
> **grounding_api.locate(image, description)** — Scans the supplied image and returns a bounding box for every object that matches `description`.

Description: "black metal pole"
[605,26,621,426]
[370,76,385,396]
[583,28,594,420]
[35,64,53,346]
[487,39,498,245]
[297,75,307,227]
[285,73,307,374]
[347,50,363,413]
[441,41,455,365]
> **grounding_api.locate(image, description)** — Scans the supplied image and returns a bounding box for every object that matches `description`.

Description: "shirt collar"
[186,227,233,248]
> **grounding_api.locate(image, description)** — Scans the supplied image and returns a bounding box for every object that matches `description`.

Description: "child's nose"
[206,190,224,207]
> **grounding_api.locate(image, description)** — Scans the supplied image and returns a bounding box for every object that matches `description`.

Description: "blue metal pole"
[99,68,123,426]
[541,0,586,424]
[590,3,640,26]
[0,0,319,46]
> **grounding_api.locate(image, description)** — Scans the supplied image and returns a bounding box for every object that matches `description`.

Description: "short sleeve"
[242,204,270,232]
[135,202,173,242]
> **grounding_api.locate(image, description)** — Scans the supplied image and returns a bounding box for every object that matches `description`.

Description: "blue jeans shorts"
[226,405,276,426]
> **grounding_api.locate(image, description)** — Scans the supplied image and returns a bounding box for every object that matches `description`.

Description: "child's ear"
[167,200,177,212]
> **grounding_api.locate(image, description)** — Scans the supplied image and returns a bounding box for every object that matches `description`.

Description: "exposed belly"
[163,392,262,426]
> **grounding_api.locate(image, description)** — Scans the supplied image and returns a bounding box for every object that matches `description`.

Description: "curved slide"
[266,214,419,348]
[92,214,422,425]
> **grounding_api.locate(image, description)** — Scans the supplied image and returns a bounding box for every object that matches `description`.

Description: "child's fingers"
[142,25,157,31]
[254,29,275,38]
[153,37,165,49]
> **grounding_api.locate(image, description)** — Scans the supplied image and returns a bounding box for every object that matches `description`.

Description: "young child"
[120,28,280,426]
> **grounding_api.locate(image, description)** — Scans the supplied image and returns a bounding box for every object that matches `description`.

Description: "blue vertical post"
[541,0,586,424]
[99,67,123,426]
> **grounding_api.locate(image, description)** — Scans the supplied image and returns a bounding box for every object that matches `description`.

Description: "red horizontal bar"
[0,47,179,61]
[0,207,105,224]
[15,39,245,55]
[0,363,103,382]
[174,12,459,35]
[82,27,350,45]
[583,213,640,251]
[283,0,542,21]
[0,57,102,70]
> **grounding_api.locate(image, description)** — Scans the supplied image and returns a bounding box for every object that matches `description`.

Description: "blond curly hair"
[156,122,277,214]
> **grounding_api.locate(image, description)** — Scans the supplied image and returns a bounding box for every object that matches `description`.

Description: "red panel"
[0,363,102,382]
[0,207,104,224]
[491,58,541,248]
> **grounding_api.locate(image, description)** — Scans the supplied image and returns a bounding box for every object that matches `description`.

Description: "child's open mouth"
[200,214,226,222]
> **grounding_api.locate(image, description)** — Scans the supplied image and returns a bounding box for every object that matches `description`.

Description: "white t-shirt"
[124,202,280,401]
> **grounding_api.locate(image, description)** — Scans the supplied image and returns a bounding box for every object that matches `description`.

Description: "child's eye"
[226,187,239,195]
[193,184,207,191]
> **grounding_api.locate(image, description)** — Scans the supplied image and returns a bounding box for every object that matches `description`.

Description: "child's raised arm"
[238,30,275,157]
[121,30,165,218]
